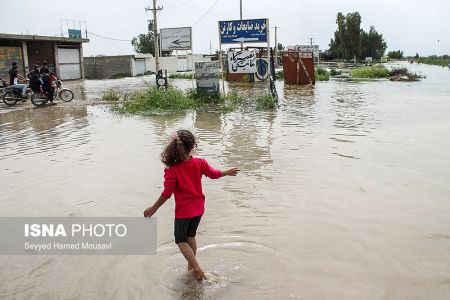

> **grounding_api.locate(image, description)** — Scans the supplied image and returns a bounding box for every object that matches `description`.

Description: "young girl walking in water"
[143,130,239,280]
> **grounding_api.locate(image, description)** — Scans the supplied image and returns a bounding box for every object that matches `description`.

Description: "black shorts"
[174,215,202,244]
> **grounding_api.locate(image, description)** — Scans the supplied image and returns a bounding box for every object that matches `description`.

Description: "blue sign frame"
[68,29,82,39]
[219,18,268,44]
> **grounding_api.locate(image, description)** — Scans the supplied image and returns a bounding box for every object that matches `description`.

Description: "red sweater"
[160,157,221,218]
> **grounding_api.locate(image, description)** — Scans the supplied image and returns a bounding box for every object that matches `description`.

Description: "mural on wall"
[0,47,23,79]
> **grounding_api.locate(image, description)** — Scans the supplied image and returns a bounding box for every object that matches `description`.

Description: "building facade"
[0,33,89,81]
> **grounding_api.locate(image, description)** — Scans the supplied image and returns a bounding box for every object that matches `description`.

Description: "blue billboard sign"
[68,29,82,39]
[219,18,268,44]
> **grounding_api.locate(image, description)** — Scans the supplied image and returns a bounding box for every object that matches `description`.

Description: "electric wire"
[87,31,132,42]
[191,0,220,27]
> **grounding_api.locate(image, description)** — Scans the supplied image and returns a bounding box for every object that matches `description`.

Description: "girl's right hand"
[143,206,156,218]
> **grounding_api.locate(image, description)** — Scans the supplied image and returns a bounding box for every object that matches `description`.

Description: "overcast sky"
[2,0,449,56]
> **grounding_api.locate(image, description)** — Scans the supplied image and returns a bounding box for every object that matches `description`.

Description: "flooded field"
[1,63,449,299]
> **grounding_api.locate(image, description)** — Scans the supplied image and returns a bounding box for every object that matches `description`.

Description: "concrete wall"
[139,56,178,73]
[83,54,213,79]
[84,55,133,79]
[135,54,212,73]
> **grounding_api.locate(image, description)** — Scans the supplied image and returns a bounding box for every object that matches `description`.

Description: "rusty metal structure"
[281,51,315,85]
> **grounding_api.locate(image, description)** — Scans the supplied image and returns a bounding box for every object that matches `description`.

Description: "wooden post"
[54,42,60,78]
[79,43,85,79]
[21,41,29,76]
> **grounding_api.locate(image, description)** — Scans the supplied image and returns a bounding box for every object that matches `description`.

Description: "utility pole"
[273,26,279,68]
[308,37,314,46]
[240,0,243,50]
[146,0,163,73]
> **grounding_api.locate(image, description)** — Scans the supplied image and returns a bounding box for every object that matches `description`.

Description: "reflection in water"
[330,82,378,135]
[0,107,89,161]
[329,82,380,159]
[1,63,450,299]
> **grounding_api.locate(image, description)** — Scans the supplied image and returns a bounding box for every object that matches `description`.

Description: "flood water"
[1,63,449,299]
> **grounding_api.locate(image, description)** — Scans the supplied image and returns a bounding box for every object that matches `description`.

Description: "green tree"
[361,26,387,60]
[131,32,172,56]
[387,50,404,59]
[345,12,362,60]
[330,12,347,59]
[327,12,386,61]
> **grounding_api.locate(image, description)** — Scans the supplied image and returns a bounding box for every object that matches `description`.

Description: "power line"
[167,0,220,16]
[191,0,220,27]
[87,31,132,42]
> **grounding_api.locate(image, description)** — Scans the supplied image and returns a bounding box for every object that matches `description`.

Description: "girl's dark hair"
[161,130,197,167]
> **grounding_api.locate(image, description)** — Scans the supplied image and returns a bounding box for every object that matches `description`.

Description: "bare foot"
[187,263,193,272]
[193,268,205,280]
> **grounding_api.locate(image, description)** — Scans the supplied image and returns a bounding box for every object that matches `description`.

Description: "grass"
[329,68,342,76]
[417,55,450,67]
[275,69,284,79]
[351,66,389,78]
[168,72,194,79]
[103,86,276,114]
[101,90,121,102]
[315,67,330,81]
[275,68,330,81]
[255,93,277,110]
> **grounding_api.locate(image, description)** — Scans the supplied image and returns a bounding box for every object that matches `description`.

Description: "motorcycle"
[2,85,34,106]
[31,80,74,107]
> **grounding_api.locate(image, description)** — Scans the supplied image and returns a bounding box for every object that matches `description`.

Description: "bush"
[109,86,274,114]
[351,66,389,78]
[255,93,277,110]
[329,68,342,76]
[315,67,330,81]
[101,90,121,102]
[417,56,450,67]
[120,87,196,113]
[275,69,284,79]
[186,88,222,104]
[388,67,425,81]
[168,72,194,79]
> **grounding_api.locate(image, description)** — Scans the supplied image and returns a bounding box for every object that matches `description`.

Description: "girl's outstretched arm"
[221,167,240,177]
[143,195,169,218]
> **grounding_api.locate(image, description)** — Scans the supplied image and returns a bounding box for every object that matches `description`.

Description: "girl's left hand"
[223,167,240,176]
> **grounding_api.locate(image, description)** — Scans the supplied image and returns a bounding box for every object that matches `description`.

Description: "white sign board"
[195,62,220,92]
[227,50,257,73]
[288,45,320,61]
[160,27,192,51]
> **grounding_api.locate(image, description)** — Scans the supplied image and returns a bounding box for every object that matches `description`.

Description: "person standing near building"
[9,62,28,97]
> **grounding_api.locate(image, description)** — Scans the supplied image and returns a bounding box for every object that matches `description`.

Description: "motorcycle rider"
[40,61,51,74]
[29,69,43,93]
[40,67,54,102]
[8,62,28,97]
[27,65,41,79]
